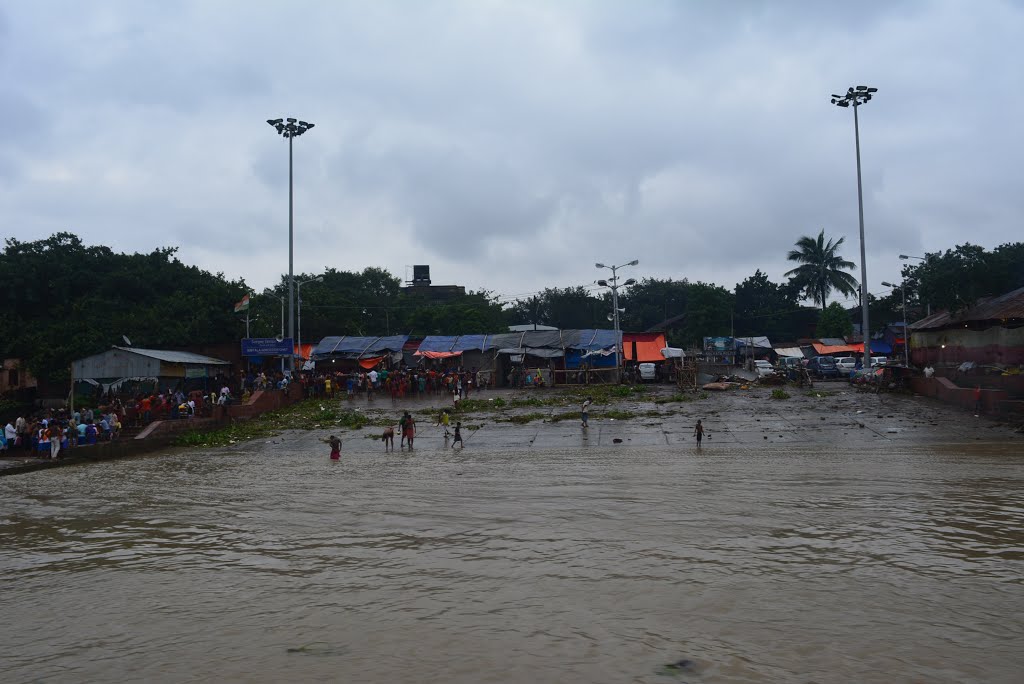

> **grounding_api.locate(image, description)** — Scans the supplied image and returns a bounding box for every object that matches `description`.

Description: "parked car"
[754,360,776,378]
[808,356,840,378]
[638,362,657,382]
[870,356,888,367]
[780,356,804,370]
[834,356,856,372]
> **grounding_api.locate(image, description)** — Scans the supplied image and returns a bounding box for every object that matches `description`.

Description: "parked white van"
[834,357,856,371]
[638,363,657,382]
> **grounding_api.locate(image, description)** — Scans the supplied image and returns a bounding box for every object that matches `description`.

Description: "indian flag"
[234,294,250,313]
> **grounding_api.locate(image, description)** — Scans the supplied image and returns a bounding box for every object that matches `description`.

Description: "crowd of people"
[2,404,125,460]
[0,385,234,461]
[297,365,483,406]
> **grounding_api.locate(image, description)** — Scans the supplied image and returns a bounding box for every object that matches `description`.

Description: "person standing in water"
[581,396,592,428]
[693,420,705,446]
[326,435,342,460]
[451,422,463,449]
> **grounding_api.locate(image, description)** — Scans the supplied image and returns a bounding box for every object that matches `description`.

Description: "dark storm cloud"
[1,0,1022,302]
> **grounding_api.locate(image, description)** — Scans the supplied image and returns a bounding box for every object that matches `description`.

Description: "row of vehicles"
[758,355,890,379]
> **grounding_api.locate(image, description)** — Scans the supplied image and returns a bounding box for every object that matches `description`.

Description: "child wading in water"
[325,435,342,460]
[451,422,464,449]
[437,409,451,438]
[693,420,704,446]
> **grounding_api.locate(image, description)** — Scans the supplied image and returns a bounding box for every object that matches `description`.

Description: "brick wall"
[910,377,1009,413]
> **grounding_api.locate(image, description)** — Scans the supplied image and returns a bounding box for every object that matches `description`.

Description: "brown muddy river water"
[2,424,1022,683]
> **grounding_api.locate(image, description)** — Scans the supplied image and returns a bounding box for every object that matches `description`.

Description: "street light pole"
[267,117,315,374]
[297,275,324,370]
[882,281,911,367]
[832,86,877,367]
[899,253,930,315]
[596,259,638,383]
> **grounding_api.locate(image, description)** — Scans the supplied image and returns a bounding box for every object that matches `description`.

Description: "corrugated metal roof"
[910,286,1024,330]
[113,346,230,365]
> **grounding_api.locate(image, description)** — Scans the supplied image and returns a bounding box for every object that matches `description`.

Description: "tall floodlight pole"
[831,86,877,365]
[596,260,638,383]
[881,281,911,367]
[266,117,315,374]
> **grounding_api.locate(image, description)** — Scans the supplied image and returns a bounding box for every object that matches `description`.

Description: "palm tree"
[784,229,859,308]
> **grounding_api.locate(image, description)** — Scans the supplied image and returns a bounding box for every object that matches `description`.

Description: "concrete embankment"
[0,386,303,477]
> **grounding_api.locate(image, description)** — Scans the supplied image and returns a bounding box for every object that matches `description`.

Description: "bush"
[771,389,790,400]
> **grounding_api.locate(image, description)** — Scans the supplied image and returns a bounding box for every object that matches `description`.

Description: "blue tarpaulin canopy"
[311,335,410,360]
[869,341,892,354]
[416,336,461,353]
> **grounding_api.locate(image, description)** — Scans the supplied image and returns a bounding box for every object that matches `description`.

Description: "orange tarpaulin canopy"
[414,350,463,359]
[623,333,668,362]
[812,343,859,355]
[358,356,385,369]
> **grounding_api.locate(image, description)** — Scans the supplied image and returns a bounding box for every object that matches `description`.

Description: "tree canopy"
[784,229,859,308]
[816,301,854,338]
[6,232,1020,390]
[0,233,248,383]
[899,242,1024,315]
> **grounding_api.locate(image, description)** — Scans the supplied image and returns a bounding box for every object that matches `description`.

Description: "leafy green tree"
[504,286,605,329]
[732,270,804,340]
[900,242,1024,314]
[816,301,853,338]
[679,282,733,347]
[784,229,859,308]
[0,233,248,384]
[618,278,691,333]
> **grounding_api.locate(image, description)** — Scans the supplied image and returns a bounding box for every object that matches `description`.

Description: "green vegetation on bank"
[174,401,379,448]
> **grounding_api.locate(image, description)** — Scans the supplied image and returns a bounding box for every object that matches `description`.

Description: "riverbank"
[3,383,1020,476]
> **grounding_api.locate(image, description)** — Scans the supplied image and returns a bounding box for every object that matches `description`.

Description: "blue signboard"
[242,337,293,356]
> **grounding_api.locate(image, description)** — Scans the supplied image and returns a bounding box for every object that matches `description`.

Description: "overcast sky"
[2,0,1022,307]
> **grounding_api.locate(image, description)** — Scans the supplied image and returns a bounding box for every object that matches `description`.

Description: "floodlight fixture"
[594,258,640,381]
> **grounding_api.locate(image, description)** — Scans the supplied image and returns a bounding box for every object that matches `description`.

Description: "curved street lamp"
[595,259,639,382]
[831,85,877,366]
[267,117,315,374]
[881,281,911,367]
[899,254,931,315]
